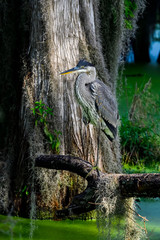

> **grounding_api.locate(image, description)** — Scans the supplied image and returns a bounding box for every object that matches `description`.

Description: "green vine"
[31,100,61,153]
[124,0,137,29]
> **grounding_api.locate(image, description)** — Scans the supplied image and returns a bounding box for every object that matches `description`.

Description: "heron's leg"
[95,120,101,176]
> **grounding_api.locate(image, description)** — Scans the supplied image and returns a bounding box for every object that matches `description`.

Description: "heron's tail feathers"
[102,120,117,141]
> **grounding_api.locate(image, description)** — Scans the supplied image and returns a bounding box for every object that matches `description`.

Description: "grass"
[123,162,160,174]
[118,63,160,116]
[119,62,160,167]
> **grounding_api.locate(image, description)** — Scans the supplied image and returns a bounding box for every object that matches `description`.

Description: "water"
[149,41,160,63]
[149,23,160,63]
[126,45,135,63]
[0,216,98,240]
[1,199,160,240]
[138,199,160,240]
[126,24,160,64]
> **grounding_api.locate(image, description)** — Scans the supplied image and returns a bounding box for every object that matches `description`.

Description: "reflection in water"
[149,23,160,63]
[126,45,135,63]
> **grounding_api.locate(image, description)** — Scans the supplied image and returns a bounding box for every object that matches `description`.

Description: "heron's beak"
[59,67,79,75]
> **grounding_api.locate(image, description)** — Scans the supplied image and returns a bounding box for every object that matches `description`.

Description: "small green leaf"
[40,118,44,123]
[26,191,29,196]
[32,109,36,115]
[44,126,49,135]
[35,120,38,126]
[56,141,60,149]
[51,142,56,150]
[50,134,54,143]
[22,185,27,193]
[39,108,44,115]
[47,107,53,111]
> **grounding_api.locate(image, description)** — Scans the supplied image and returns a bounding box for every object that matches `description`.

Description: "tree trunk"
[18,0,124,214]
[39,0,122,171]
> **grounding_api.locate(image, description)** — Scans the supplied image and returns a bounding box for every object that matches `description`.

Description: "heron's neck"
[77,67,96,84]
[87,67,96,82]
[75,68,96,102]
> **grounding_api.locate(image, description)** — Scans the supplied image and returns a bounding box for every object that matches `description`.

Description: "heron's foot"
[85,165,100,179]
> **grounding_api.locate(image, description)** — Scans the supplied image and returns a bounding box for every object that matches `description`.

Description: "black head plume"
[76,59,94,68]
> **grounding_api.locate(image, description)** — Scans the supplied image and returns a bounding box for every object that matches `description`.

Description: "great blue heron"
[60,59,118,141]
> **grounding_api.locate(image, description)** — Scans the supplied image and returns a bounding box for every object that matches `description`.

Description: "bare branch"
[118,173,160,198]
[35,155,100,182]
[35,155,160,218]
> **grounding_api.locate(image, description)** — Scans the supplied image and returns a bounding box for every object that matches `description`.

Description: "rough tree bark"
[35,155,160,218]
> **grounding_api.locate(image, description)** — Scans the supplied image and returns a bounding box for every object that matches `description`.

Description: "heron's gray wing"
[90,80,118,138]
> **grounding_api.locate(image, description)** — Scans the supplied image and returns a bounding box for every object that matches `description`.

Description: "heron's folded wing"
[90,80,118,132]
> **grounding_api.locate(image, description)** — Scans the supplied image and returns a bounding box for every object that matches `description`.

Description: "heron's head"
[60,59,95,75]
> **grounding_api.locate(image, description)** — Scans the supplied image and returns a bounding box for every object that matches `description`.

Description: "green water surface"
[0,216,98,240]
[1,199,160,240]
[138,199,160,240]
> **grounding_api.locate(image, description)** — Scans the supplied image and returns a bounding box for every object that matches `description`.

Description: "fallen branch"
[35,155,160,217]
[118,173,160,197]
